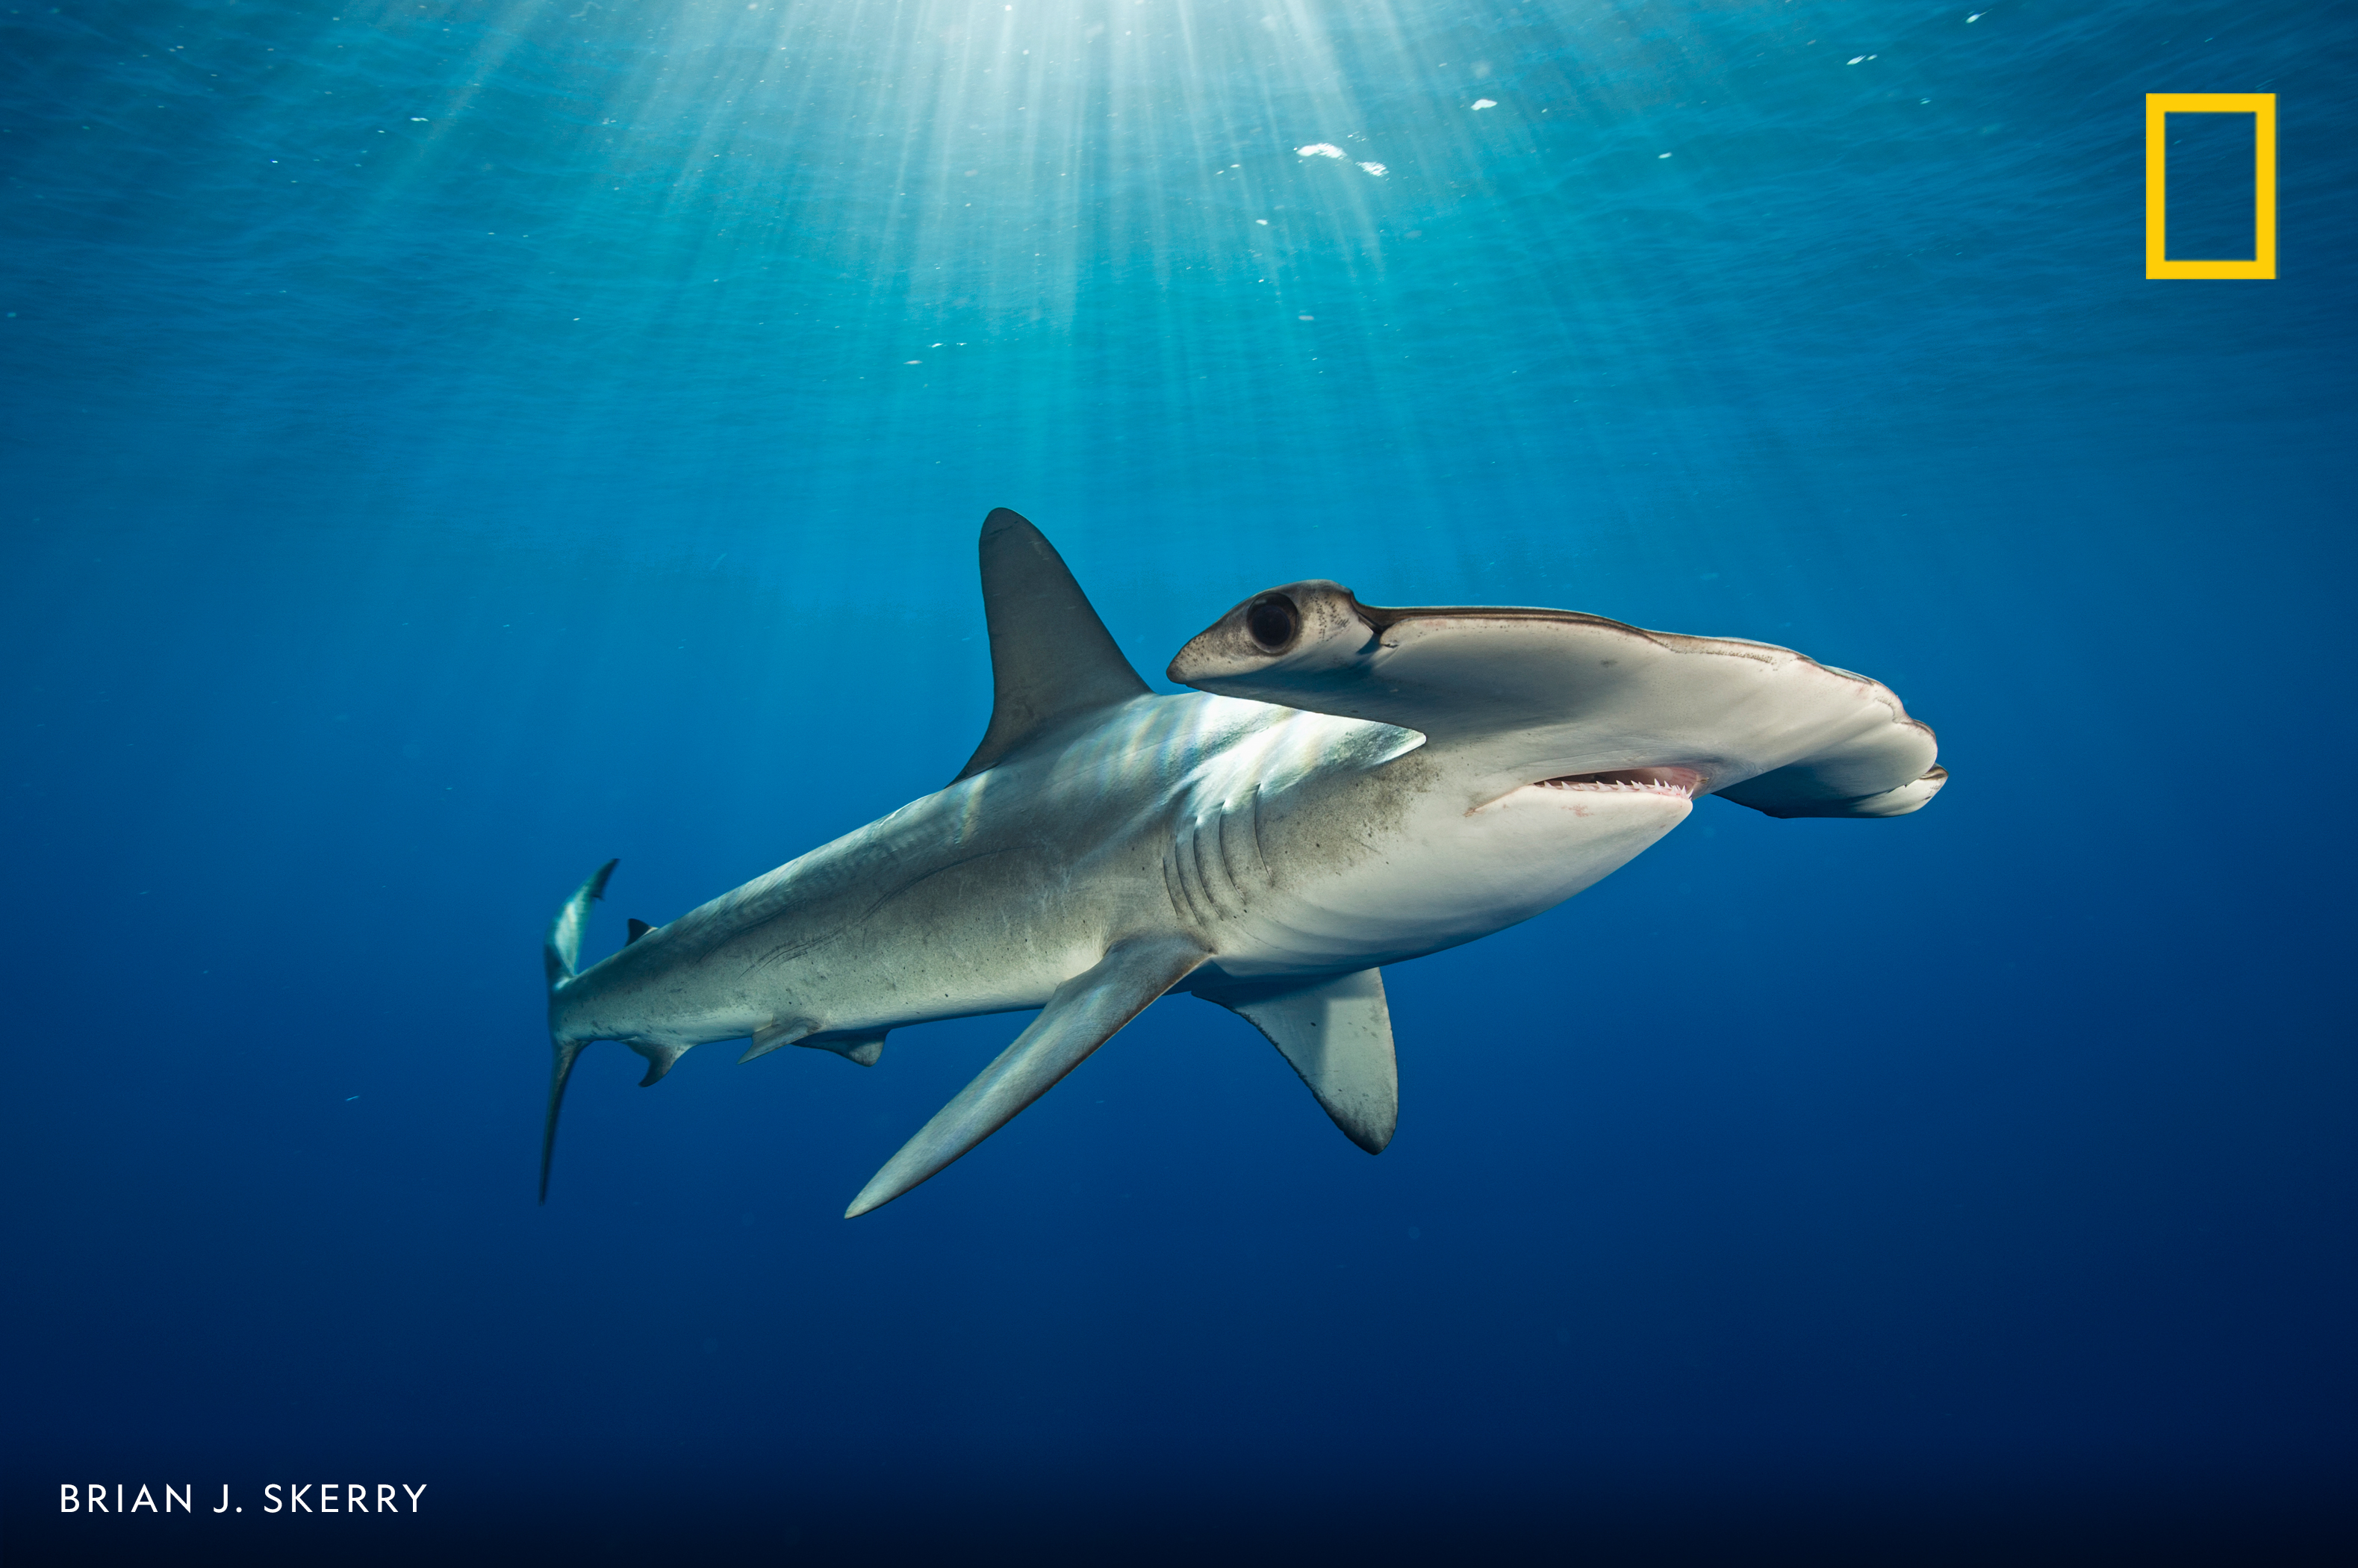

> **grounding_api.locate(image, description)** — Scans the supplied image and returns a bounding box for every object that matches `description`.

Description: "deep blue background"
[4,1,2352,1562]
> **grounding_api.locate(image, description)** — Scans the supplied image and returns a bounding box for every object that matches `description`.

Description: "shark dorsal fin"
[954,508,1151,782]
[626,918,653,945]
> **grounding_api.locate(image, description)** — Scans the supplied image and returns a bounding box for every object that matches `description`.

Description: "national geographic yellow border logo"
[2146,93,2276,279]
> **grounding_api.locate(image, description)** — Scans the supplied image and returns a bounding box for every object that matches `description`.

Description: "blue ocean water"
[3,1,2353,1561]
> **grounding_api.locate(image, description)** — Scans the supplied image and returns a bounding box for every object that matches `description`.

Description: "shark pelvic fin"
[1198,968,1399,1154]
[626,918,653,945]
[632,1041,691,1087]
[953,508,1151,783]
[846,935,1207,1217]
[740,1021,806,1063]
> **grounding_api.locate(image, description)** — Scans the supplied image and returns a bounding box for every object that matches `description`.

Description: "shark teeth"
[1537,780,1692,797]
[1534,767,1702,797]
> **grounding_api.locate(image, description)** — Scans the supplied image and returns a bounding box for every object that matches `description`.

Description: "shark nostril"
[1245,594,1300,653]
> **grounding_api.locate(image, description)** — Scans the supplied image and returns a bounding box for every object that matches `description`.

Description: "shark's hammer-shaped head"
[1169,579,1946,821]
[1167,581,1703,939]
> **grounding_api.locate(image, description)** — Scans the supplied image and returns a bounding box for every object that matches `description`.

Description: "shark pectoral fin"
[1204,968,1398,1154]
[845,936,1207,1218]
[799,1029,888,1067]
[631,1041,691,1087]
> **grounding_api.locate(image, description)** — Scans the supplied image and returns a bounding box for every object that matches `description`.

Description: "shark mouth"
[1534,766,1703,798]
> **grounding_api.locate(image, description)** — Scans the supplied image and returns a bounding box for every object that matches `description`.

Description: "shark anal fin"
[739,1023,887,1066]
[1199,968,1398,1154]
[626,918,653,945]
[632,1040,691,1087]
[846,935,1207,1217]
[800,1029,887,1067]
[953,508,1152,783]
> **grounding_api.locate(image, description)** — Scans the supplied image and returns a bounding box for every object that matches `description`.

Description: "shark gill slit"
[1176,826,1217,927]
[1212,800,1252,912]
[1161,841,1205,929]
[1189,815,1234,921]
[1182,823,1219,924]
[1193,813,1225,917]
[1215,812,1246,915]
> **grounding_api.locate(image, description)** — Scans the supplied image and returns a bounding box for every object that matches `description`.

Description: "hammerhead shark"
[541,509,1944,1216]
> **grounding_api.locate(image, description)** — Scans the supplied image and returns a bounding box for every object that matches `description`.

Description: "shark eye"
[1245,593,1300,653]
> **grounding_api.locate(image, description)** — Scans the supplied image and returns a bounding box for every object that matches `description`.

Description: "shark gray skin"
[541,508,1946,1217]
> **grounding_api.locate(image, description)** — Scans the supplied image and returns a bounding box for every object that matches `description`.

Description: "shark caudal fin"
[540,859,616,1204]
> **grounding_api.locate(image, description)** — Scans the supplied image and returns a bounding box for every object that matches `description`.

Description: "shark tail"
[540,859,617,1204]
